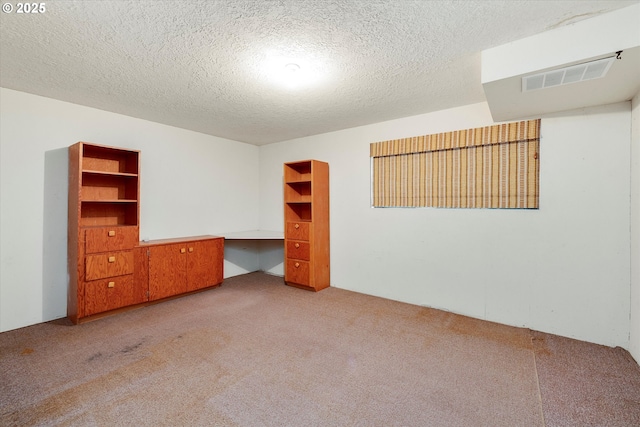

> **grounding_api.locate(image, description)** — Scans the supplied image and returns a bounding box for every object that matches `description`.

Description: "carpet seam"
[530,329,547,427]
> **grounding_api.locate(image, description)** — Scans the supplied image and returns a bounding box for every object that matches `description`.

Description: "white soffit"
[482,3,640,122]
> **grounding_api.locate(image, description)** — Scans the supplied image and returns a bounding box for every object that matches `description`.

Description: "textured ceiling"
[0,0,637,145]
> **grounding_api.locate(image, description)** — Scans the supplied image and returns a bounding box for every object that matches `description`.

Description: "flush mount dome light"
[280,63,303,88]
[285,63,300,72]
[260,54,324,89]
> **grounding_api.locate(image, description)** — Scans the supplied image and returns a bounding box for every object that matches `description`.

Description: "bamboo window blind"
[370,119,540,209]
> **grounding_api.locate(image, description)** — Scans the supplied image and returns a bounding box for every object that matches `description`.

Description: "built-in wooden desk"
[221,230,284,276]
[221,230,284,240]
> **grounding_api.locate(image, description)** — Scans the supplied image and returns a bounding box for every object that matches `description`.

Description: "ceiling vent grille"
[522,56,615,92]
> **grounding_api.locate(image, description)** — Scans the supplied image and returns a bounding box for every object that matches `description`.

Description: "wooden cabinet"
[283,160,330,291]
[186,239,224,292]
[148,243,187,301]
[68,142,145,322]
[139,236,224,301]
[69,143,224,323]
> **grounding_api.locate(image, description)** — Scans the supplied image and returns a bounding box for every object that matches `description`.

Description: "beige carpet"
[1,272,638,426]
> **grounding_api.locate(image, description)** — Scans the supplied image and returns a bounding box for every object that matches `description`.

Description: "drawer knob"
[108,256,116,263]
[294,243,300,248]
[108,230,116,237]
[295,262,300,268]
[188,247,194,253]
[294,223,300,229]
[108,281,115,288]
[180,248,186,254]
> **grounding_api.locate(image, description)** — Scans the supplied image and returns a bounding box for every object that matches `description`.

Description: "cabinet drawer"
[85,251,134,281]
[85,226,138,254]
[286,240,310,261]
[84,275,142,316]
[286,259,310,286]
[286,222,310,241]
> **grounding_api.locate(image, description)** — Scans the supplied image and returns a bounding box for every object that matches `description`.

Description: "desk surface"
[221,230,284,240]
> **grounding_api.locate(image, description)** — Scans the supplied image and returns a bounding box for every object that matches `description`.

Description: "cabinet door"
[187,239,224,292]
[148,244,187,301]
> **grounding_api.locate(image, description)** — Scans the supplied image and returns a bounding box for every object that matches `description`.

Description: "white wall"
[259,101,632,349]
[631,91,640,362]
[0,88,260,333]
[1,87,634,350]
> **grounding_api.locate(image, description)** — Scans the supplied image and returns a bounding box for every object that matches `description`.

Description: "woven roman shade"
[370,119,540,208]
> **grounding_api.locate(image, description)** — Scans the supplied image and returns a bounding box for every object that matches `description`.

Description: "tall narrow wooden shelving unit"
[283,160,330,291]
[68,142,144,323]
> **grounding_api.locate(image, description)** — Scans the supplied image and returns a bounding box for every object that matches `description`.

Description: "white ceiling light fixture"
[522,54,618,92]
[285,63,301,72]
[260,52,326,90]
[283,63,303,88]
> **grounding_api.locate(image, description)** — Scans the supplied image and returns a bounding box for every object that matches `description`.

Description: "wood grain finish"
[83,274,140,316]
[69,142,224,323]
[283,160,330,291]
[285,221,310,241]
[85,251,134,281]
[67,143,81,323]
[186,238,224,292]
[82,143,139,174]
[133,245,149,300]
[146,236,224,301]
[285,259,310,286]
[81,173,139,201]
[68,142,140,323]
[286,240,310,261]
[79,202,138,227]
[85,226,138,254]
[148,243,188,301]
